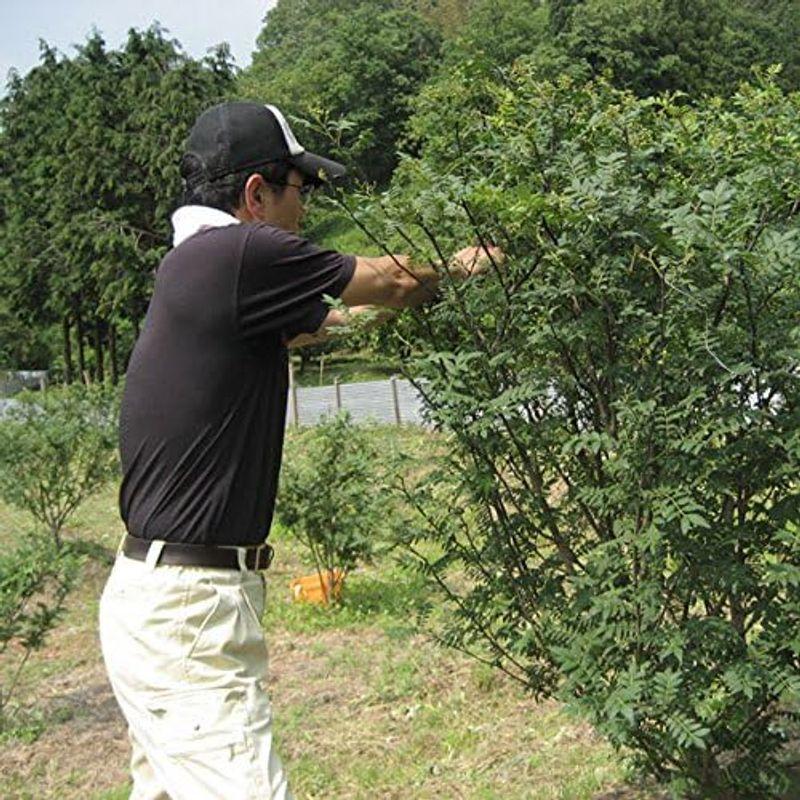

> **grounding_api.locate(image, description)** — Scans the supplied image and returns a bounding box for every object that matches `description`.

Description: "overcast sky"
[1,0,276,90]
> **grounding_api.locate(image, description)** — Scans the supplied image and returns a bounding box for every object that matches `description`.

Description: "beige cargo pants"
[99,540,294,800]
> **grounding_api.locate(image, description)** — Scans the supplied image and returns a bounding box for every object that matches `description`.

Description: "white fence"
[287,376,429,427]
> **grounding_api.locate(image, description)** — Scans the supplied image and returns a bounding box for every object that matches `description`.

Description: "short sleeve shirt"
[118,221,356,545]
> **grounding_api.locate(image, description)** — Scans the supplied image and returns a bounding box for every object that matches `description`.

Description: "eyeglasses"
[270,180,315,198]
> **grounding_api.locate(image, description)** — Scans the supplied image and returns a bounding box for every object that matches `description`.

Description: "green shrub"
[276,412,394,603]
[0,531,83,732]
[375,70,800,798]
[0,384,119,546]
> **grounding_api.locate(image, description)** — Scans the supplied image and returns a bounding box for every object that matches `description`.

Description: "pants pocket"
[240,574,266,629]
[182,582,268,683]
[136,682,285,800]
[145,686,251,757]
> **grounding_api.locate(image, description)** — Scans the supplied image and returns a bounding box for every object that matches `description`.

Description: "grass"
[290,349,402,388]
[0,425,655,800]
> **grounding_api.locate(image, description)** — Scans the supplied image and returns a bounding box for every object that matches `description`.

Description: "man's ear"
[243,173,268,217]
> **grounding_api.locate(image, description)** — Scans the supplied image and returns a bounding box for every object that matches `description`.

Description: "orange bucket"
[289,569,345,605]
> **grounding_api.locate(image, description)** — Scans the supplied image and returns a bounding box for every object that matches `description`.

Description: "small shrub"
[276,412,392,603]
[0,531,83,732]
[0,384,119,546]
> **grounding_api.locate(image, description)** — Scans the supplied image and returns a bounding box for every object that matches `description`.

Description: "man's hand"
[448,244,505,279]
[341,245,505,312]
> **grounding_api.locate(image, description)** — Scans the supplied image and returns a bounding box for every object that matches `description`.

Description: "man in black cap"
[98,101,497,800]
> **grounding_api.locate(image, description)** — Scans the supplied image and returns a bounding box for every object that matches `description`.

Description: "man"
[98,101,497,800]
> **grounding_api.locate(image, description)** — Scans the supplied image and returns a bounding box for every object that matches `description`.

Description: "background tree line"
[1,0,798,380]
[0,28,234,382]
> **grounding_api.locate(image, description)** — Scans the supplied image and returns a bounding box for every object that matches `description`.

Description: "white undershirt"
[170,205,240,247]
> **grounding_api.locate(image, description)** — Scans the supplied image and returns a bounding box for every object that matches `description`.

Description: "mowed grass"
[0,425,649,799]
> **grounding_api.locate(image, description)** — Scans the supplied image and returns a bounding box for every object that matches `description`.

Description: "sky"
[1,0,276,89]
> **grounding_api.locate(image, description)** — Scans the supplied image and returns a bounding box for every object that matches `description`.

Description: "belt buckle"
[245,543,273,571]
[258,543,273,570]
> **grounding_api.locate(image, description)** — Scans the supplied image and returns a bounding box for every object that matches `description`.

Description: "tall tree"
[414,0,472,36]
[560,0,800,96]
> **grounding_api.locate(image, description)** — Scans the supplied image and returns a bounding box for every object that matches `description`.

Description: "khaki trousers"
[98,541,294,800]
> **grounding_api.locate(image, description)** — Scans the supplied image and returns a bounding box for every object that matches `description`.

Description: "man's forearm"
[345,246,499,310]
[388,256,468,309]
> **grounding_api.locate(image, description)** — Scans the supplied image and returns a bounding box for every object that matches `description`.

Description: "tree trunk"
[94,320,104,384]
[109,323,119,385]
[62,315,73,384]
[50,522,62,550]
[75,305,86,383]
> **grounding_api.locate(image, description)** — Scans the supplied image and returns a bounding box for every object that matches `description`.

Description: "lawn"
[0,425,662,800]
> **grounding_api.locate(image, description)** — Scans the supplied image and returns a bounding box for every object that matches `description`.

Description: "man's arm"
[284,305,397,350]
[286,245,502,348]
[339,246,501,309]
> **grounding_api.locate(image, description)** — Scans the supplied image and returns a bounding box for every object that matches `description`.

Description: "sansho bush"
[357,67,800,798]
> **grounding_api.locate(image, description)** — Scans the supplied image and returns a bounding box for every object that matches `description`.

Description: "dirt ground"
[0,605,660,800]
[0,520,659,800]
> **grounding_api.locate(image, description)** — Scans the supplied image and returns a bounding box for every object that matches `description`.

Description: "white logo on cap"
[265,104,305,157]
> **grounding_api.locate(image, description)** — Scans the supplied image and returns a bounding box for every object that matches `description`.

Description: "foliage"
[276,412,394,602]
[0,28,234,379]
[0,385,119,546]
[559,0,727,96]
[0,531,83,731]
[367,68,800,798]
[439,0,552,72]
[239,0,441,186]
[4,4,800,378]
[553,0,800,97]
[724,0,800,92]
[414,0,472,37]
[416,0,800,104]
[549,0,583,34]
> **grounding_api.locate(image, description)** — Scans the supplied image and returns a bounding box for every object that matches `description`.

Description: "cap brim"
[290,151,347,185]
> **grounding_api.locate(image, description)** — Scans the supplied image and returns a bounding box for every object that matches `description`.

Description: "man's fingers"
[448,244,506,278]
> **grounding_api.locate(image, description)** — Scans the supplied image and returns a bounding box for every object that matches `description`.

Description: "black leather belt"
[122,534,274,571]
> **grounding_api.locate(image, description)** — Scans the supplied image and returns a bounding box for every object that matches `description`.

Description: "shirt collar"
[170,205,241,247]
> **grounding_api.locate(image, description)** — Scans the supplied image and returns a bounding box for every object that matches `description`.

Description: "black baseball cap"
[182,101,347,187]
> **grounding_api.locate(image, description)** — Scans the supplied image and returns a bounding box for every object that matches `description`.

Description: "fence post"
[390,375,401,426]
[334,377,342,412]
[289,359,299,426]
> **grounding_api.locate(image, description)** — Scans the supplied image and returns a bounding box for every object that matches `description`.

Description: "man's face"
[261,167,308,234]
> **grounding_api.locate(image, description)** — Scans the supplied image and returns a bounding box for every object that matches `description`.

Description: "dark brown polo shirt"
[118,221,355,545]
